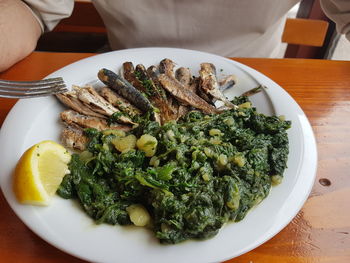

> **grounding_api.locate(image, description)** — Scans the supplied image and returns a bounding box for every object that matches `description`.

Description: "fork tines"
[0,77,68,99]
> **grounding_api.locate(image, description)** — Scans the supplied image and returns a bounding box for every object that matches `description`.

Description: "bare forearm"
[0,0,41,72]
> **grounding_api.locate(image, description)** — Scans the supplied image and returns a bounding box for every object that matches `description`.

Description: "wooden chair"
[36,0,338,58]
[282,0,338,59]
[36,1,107,53]
[282,18,329,53]
[53,1,105,34]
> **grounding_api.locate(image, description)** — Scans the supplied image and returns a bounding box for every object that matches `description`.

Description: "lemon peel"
[13,140,71,206]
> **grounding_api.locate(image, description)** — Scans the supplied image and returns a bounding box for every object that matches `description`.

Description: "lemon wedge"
[13,140,71,206]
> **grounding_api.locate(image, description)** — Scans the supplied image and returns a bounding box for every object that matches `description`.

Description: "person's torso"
[93,0,299,57]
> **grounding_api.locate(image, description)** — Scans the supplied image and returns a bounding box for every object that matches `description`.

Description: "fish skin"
[147,65,178,123]
[195,77,214,105]
[120,63,160,123]
[98,68,153,113]
[99,86,142,117]
[75,86,116,116]
[122,62,148,94]
[146,65,168,101]
[158,60,192,120]
[60,109,132,132]
[74,86,135,125]
[61,124,88,151]
[199,63,237,109]
[158,73,219,114]
[56,90,106,118]
[134,63,171,123]
[174,67,192,119]
[134,64,148,79]
[135,64,167,101]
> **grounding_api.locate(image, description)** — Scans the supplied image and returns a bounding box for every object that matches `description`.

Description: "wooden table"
[1,52,349,263]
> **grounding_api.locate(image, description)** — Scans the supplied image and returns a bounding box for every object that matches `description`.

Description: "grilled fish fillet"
[158,74,218,114]
[60,110,132,132]
[73,86,135,125]
[56,91,106,118]
[122,62,149,94]
[174,67,192,119]
[99,87,142,117]
[98,68,154,113]
[199,63,236,109]
[159,59,192,120]
[147,65,178,123]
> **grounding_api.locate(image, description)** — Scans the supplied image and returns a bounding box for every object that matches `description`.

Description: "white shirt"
[23,0,349,58]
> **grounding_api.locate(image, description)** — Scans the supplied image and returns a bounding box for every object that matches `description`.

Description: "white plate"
[0,48,317,263]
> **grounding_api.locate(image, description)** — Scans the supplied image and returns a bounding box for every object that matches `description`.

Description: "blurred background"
[36,0,350,60]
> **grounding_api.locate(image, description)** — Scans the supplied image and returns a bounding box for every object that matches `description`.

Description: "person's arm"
[320,0,350,41]
[0,0,41,72]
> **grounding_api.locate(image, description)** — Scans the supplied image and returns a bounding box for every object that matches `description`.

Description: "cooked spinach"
[57,96,291,244]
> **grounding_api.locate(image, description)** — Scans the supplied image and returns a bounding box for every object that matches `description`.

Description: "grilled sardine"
[74,86,135,125]
[56,91,105,118]
[98,68,154,113]
[174,67,192,119]
[199,63,237,109]
[159,59,192,119]
[60,110,132,132]
[175,67,192,89]
[61,124,89,151]
[122,62,148,94]
[159,58,176,78]
[158,74,218,114]
[147,65,178,122]
[99,87,142,117]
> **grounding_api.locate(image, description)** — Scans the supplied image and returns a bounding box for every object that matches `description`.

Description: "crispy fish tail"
[240,85,265,97]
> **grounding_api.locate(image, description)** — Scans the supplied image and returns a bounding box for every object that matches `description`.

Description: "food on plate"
[199,63,236,109]
[99,87,142,117]
[98,68,154,113]
[53,58,291,244]
[13,140,71,206]
[61,124,89,151]
[157,74,218,114]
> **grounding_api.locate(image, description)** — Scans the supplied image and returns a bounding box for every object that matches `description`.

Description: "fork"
[0,77,68,99]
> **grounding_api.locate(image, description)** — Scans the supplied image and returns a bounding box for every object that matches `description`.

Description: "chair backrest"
[283,0,338,59]
[53,1,106,33]
[36,0,107,53]
[282,18,329,47]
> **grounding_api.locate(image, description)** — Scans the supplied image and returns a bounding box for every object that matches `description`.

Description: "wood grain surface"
[0,52,349,263]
